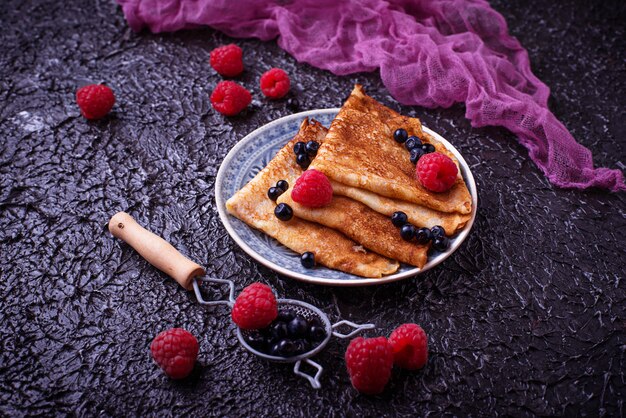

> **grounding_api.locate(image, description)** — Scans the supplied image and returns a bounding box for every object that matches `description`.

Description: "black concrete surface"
[1,0,624,416]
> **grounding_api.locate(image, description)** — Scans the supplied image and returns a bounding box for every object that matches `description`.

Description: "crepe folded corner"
[226,118,399,278]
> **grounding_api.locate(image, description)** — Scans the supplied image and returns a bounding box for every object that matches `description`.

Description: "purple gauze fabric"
[116,0,625,192]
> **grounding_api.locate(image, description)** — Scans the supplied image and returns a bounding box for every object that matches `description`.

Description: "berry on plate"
[150,328,199,379]
[210,81,251,116]
[231,282,278,329]
[416,152,458,193]
[391,211,408,227]
[300,251,315,268]
[393,128,408,144]
[209,44,244,77]
[274,203,294,221]
[345,336,394,395]
[388,323,428,370]
[260,68,290,99]
[76,84,115,120]
[291,169,333,208]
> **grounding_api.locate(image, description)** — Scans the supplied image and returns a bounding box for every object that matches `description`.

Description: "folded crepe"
[226,118,399,278]
[309,85,472,215]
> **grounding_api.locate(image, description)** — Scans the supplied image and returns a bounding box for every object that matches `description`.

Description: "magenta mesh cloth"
[117,0,625,192]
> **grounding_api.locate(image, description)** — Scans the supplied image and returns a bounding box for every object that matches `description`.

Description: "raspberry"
[388,323,428,370]
[210,81,252,116]
[416,152,458,192]
[231,282,278,329]
[345,336,393,395]
[150,328,199,379]
[291,169,333,208]
[209,44,244,77]
[76,84,115,120]
[260,68,290,99]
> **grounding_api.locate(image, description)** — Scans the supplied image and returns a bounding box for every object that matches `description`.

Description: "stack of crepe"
[226,85,472,278]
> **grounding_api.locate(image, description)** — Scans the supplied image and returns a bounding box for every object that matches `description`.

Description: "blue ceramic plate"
[215,109,478,286]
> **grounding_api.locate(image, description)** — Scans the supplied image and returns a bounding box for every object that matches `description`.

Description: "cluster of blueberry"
[391,211,450,252]
[267,179,289,201]
[393,129,436,164]
[293,140,320,169]
[244,309,327,357]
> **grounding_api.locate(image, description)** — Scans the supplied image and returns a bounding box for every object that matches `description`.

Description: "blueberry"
[415,227,433,244]
[430,225,445,238]
[308,325,326,342]
[410,147,425,164]
[400,224,416,241]
[421,143,436,154]
[393,128,408,143]
[293,339,311,355]
[273,339,296,357]
[270,321,289,341]
[274,203,293,221]
[391,211,408,227]
[307,316,323,329]
[277,309,295,322]
[433,236,450,252]
[267,186,283,201]
[276,180,289,191]
[244,331,267,351]
[405,136,422,151]
[305,140,319,157]
[293,141,307,155]
[286,97,300,111]
[287,316,308,337]
[301,251,315,268]
[296,153,310,169]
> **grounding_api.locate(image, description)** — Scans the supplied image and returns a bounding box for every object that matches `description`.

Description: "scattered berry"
[305,140,320,156]
[296,153,310,169]
[430,225,445,238]
[421,143,436,154]
[345,337,394,395]
[231,283,278,329]
[400,224,416,241]
[410,148,425,164]
[405,136,421,151]
[301,251,316,268]
[209,44,244,77]
[76,84,115,120]
[291,169,333,208]
[267,186,283,201]
[286,97,300,111]
[388,323,428,370]
[432,236,450,252]
[210,81,251,116]
[391,211,408,228]
[416,152,458,193]
[293,141,307,155]
[415,227,433,245]
[276,180,289,191]
[150,328,199,379]
[260,68,290,99]
[393,129,408,144]
[274,203,294,221]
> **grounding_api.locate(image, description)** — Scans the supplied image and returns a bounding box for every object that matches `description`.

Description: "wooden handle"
[108,211,205,290]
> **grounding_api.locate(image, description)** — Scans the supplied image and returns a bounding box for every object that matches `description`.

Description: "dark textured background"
[1,0,625,416]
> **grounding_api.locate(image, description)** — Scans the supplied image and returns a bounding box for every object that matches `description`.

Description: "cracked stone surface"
[0,0,624,416]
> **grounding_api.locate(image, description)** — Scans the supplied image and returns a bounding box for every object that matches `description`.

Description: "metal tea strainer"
[108,212,374,388]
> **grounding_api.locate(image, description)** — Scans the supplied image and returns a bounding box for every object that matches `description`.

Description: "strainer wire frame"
[192,277,375,389]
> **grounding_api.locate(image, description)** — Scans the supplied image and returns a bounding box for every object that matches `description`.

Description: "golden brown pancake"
[330,182,471,236]
[226,118,399,278]
[310,85,472,214]
[277,193,429,268]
